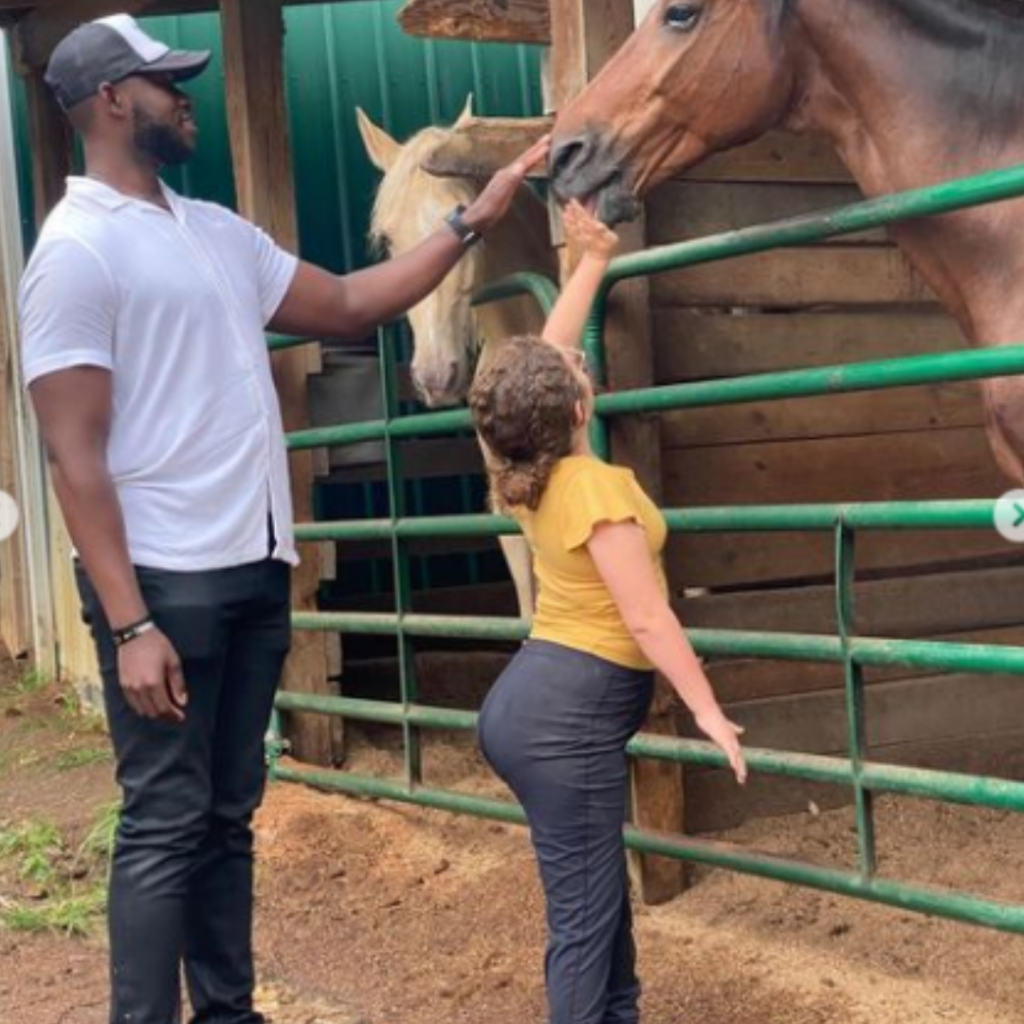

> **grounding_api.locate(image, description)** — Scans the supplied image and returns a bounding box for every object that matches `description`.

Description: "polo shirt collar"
[66,175,184,216]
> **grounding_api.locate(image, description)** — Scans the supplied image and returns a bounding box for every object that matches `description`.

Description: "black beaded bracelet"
[111,616,156,649]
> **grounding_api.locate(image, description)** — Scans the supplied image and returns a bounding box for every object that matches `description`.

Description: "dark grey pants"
[478,640,655,1024]
[77,557,291,1024]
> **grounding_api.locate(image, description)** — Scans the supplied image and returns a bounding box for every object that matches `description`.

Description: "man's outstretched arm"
[269,136,550,340]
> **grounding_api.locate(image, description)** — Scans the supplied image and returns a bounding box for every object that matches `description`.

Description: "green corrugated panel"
[7,4,543,268]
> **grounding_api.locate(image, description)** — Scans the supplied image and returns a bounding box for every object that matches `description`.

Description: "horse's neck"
[788,0,1024,341]
[790,3,1022,191]
[475,189,558,342]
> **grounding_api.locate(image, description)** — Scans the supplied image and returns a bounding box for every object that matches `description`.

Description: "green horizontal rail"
[286,343,1024,450]
[290,613,1024,675]
[596,344,1024,418]
[293,499,999,542]
[604,160,1024,285]
[267,333,319,351]
[272,764,1024,934]
[274,691,1024,815]
[471,271,560,315]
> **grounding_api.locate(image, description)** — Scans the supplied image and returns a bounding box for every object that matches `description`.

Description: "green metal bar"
[273,690,1024,814]
[287,345,1024,452]
[604,161,1024,286]
[267,333,322,351]
[290,613,1024,674]
[293,499,999,543]
[379,328,422,787]
[836,524,877,877]
[471,272,560,316]
[272,764,1024,935]
[265,709,286,780]
[595,345,1024,418]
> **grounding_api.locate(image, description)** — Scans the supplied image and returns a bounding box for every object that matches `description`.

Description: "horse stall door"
[646,133,1024,831]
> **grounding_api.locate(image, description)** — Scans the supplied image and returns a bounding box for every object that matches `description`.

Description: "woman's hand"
[563,199,620,259]
[695,709,747,784]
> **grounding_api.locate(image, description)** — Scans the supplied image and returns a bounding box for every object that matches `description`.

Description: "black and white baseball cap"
[45,14,212,111]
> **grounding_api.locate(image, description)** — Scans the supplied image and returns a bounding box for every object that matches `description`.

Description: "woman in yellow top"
[469,201,746,1024]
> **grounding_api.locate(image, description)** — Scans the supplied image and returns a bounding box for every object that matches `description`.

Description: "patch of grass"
[0,888,106,937]
[0,820,64,888]
[0,803,119,938]
[14,667,52,696]
[54,747,112,772]
[77,801,120,864]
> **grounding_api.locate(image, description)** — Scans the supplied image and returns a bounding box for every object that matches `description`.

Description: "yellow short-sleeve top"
[511,454,668,670]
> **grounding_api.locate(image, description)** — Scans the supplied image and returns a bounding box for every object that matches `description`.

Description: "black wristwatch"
[445,204,483,248]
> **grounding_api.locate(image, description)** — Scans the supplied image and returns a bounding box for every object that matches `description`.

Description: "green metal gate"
[270,162,1024,934]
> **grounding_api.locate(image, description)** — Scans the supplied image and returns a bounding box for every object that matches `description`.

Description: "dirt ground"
[2,644,1024,1024]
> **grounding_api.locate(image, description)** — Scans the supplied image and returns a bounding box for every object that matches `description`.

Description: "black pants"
[478,640,655,1024]
[77,558,291,1024]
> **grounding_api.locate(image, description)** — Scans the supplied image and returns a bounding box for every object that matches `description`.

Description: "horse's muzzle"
[549,129,641,226]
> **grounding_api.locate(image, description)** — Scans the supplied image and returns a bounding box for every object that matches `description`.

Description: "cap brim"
[141,49,212,83]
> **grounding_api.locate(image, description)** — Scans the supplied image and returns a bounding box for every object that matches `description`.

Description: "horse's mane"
[841,0,1024,137]
[368,125,477,253]
[877,0,1024,39]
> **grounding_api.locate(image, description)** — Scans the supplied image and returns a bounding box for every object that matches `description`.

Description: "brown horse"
[549,0,1024,484]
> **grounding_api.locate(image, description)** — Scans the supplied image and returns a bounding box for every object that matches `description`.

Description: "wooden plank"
[4,0,370,58]
[663,382,985,449]
[650,247,936,309]
[670,529,1017,592]
[692,671,1024,757]
[420,116,553,179]
[23,71,71,224]
[681,131,852,185]
[708,624,1024,705]
[0,301,29,659]
[12,0,163,71]
[685,727,1024,833]
[397,0,550,44]
[220,0,335,767]
[678,563,1024,640]
[663,426,1006,508]
[648,181,881,245]
[652,309,962,384]
[550,0,684,904]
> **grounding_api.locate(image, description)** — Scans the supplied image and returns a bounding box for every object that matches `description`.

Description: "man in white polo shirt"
[19,13,549,1024]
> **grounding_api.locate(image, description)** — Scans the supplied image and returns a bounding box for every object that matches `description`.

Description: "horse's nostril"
[550,134,595,187]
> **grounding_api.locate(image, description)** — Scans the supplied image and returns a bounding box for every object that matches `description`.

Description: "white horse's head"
[358,101,483,408]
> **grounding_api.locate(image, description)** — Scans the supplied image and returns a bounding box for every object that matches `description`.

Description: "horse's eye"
[664,3,702,31]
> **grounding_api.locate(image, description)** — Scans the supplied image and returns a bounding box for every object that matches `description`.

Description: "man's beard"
[133,108,194,167]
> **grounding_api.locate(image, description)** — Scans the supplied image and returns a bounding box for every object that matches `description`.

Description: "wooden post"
[220,0,338,766]
[549,0,685,903]
[23,72,72,225]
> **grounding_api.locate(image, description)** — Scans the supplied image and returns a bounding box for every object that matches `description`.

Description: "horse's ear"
[454,95,474,129]
[356,108,402,172]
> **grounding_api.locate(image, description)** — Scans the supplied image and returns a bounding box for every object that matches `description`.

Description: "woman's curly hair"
[469,336,583,512]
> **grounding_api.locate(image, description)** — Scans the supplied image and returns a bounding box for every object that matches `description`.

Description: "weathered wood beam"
[420,115,552,178]
[549,0,684,905]
[5,0,393,67]
[23,69,72,224]
[397,0,550,44]
[220,0,338,768]
[11,0,163,72]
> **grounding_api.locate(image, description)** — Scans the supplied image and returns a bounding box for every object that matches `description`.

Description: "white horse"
[357,102,557,615]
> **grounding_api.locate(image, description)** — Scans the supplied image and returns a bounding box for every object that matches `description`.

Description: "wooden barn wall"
[644,133,1024,830]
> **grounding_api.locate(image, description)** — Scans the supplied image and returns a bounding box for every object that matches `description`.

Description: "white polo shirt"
[19,177,301,571]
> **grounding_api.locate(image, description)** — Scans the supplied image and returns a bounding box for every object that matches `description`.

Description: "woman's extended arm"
[542,201,619,350]
[587,520,747,783]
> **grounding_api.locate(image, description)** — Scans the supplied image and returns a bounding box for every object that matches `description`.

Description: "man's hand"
[462,135,551,233]
[118,629,189,724]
